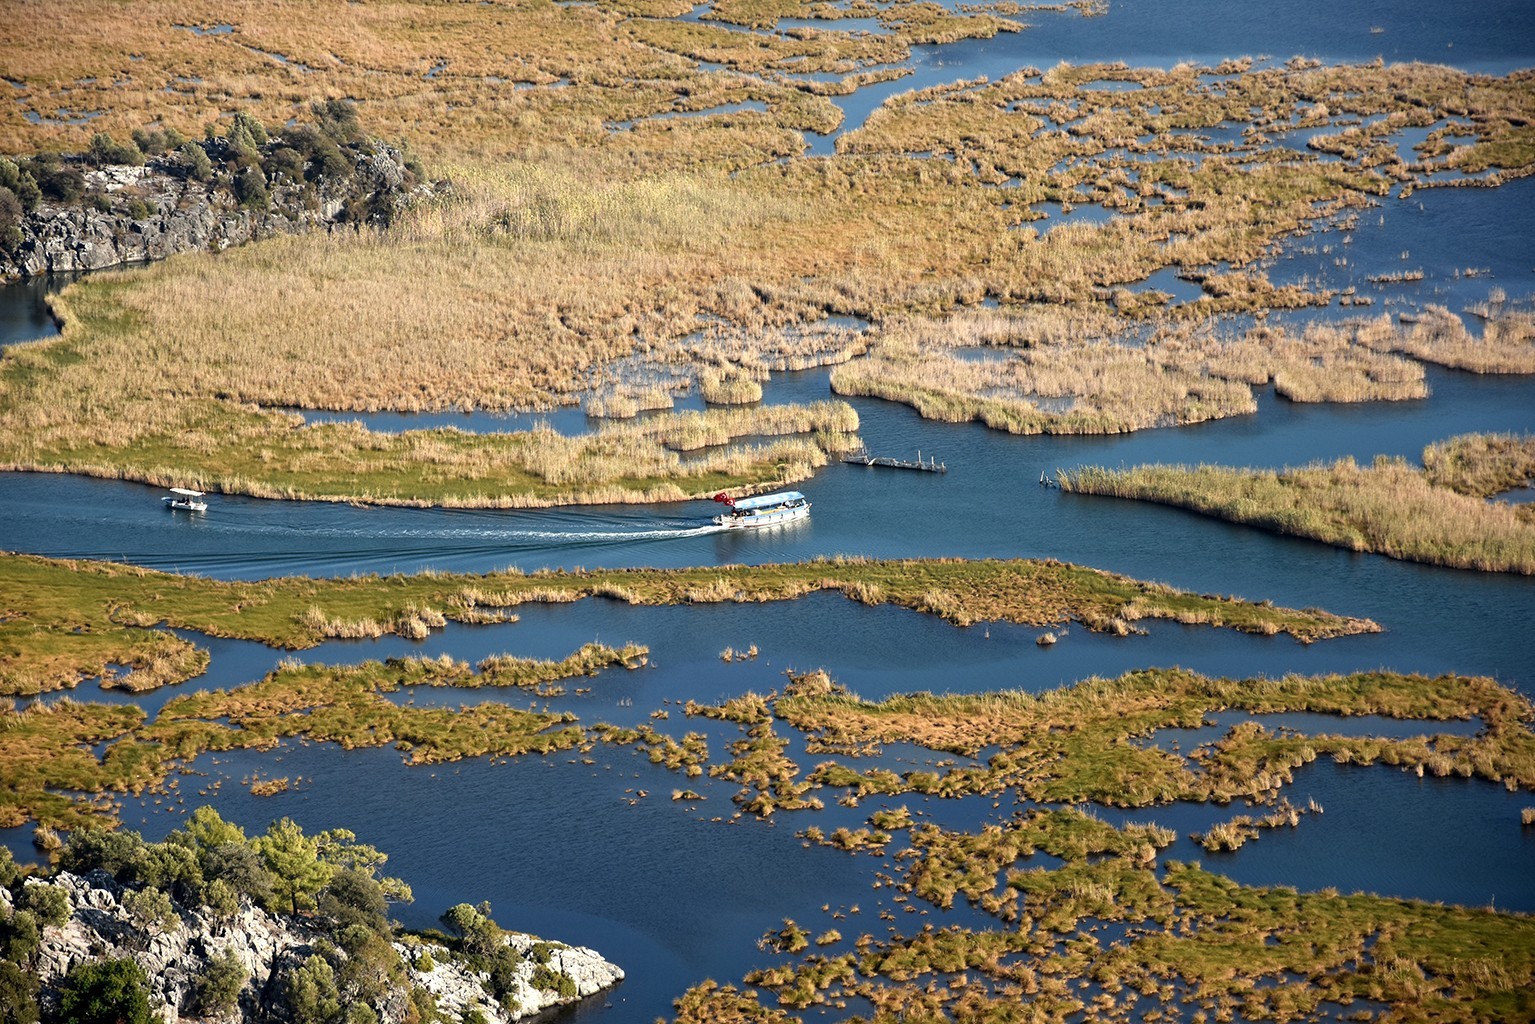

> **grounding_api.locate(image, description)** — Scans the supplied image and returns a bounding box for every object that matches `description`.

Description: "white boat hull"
[712,502,810,529]
[164,497,208,512]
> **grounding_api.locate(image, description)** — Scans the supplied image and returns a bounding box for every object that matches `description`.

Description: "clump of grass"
[247,774,291,797]
[699,368,763,405]
[1422,432,1535,498]
[300,605,386,640]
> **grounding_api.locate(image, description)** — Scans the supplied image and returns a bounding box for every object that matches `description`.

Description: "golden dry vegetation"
[4,5,1535,501]
[1060,434,1535,573]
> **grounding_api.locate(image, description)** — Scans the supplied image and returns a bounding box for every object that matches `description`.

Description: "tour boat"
[163,487,209,512]
[711,490,810,529]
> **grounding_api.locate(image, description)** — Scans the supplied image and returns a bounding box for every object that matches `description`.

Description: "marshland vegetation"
[689,860,1535,1023]
[668,667,1535,1021]
[777,666,1535,805]
[5,3,1535,501]
[0,550,1377,695]
[0,645,659,829]
[6,5,1535,1022]
[1060,433,1535,573]
[4,554,1529,1017]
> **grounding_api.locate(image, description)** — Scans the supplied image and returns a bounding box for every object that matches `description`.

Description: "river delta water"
[3,1,1535,1019]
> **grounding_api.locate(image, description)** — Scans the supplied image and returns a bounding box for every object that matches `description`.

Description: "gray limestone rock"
[2,141,432,281]
[26,870,621,1024]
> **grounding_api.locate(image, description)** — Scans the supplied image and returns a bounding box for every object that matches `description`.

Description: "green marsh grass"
[0,550,1376,695]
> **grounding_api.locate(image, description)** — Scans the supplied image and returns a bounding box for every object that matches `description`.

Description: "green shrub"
[0,911,40,966]
[313,99,360,143]
[33,165,84,202]
[124,887,179,936]
[441,903,499,958]
[18,883,70,929]
[264,146,305,181]
[0,186,21,253]
[195,949,246,1016]
[0,159,39,213]
[57,957,152,1024]
[0,962,38,1024]
[132,126,185,155]
[179,141,213,182]
[530,964,576,999]
[138,841,200,900]
[287,126,350,180]
[88,132,145,167]
[202,842,274,906]
[485,945,521,997]
[319,869,388,934]
[285,954,342,1024]
[60,826,147,881]
[231,111,270,148]
[233,166,270,210]
[203,878,239,919]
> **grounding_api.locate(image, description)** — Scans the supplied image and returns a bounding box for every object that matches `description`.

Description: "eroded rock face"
[26,871,622,1024]
[1,142,428,280]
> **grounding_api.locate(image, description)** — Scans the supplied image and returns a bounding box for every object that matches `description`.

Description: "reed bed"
[0,550,1375,696]
[5,40,1534,498]
[1361,303,1535,374]
[1061,438,1535,573]
[828,305,1482,437]
[831,315,1259,434]
[777,666,1535,805]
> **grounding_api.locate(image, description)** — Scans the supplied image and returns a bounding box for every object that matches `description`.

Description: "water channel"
[2,1,1534,1018]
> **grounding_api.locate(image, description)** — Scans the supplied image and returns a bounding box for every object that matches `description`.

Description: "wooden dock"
[842,449,947,473]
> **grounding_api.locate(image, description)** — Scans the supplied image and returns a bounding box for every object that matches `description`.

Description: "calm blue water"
[4,3,1535,1019]
[0,271,73,349]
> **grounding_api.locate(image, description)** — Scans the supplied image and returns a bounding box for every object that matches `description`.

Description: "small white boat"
[711,490,810,529]
[163,487,209,512]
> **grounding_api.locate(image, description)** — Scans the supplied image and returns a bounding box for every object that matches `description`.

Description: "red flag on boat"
[712,492,735,507]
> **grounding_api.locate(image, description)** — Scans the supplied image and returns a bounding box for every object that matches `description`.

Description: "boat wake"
[491,524,727,542]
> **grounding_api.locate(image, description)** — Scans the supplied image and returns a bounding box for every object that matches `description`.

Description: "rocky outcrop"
[1,142,429,280]
[25,871,622,1024]
[411,933,625,1021]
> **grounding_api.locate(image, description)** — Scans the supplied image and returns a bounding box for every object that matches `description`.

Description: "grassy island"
[0,551,1378,696]
[1060,433,1535,574]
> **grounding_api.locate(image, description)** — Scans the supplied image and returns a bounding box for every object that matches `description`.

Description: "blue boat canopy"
[731,490,805,511]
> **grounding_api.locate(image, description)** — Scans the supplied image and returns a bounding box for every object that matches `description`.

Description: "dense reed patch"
[1060,433,1535,573]
[1422,432,1535,498]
